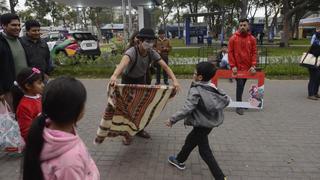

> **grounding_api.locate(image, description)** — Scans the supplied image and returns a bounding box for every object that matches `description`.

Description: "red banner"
[212,70,266,109]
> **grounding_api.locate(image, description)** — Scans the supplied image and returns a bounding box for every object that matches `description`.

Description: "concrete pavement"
[0,79,319,180]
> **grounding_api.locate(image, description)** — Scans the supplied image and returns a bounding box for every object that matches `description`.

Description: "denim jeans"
[176,127,225,179]
[236,78,247,101]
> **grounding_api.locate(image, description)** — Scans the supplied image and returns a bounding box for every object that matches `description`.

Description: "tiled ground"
[1,79,319,180]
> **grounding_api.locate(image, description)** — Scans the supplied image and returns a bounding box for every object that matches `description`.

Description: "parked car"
[49,31,101,65]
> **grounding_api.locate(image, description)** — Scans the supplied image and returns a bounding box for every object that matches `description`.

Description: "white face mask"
[142,41,154,50]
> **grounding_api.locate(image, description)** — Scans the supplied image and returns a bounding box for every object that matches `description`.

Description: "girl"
[23,76,100,180]
[12,67,44,142]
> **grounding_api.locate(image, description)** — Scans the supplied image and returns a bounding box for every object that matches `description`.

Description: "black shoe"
[236,108,244,115]
[164,81,169,85]
[168,156,185,170]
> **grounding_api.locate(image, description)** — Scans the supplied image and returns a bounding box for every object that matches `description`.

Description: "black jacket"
[0,33,29,95]
[20,36,52,74]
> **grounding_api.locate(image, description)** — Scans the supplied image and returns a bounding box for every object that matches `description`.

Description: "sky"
[10,0,265,17]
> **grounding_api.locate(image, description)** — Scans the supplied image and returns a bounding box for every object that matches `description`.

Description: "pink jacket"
[40,127,100,180]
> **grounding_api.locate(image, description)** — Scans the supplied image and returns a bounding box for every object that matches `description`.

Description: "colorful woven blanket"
[95,84,175,144]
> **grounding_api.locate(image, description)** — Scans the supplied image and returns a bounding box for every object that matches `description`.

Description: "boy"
[166,61,230,180]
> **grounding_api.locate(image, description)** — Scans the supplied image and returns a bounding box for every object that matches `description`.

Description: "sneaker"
[315,94,320,98]
[307,96,318,100]
[236,108,244,115]
[164,81,169,85]
[168,156,185,170]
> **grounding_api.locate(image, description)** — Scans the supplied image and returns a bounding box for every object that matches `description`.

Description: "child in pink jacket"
[23,77,100,180]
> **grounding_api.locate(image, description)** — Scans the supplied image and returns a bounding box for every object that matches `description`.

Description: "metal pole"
[128,0,133,34]
[220,11,225,45]
[122,0,128,43]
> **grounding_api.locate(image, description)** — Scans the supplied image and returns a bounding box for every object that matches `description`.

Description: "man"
[154,29,172,85]
[20,20,52,81]
[0,13,28,108]
[228,18,257,115]
[216,43,229,69]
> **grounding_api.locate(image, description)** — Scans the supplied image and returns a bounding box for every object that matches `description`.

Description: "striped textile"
[95,84,175,144]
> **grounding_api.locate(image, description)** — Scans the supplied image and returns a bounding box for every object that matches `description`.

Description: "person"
[166,62,230,180]
[154,29,172,85]
[307,27,320,100]
[259,32,264,45]
[216,43,229,69]
[228,18,257,115]
[0,13,29,109]
[23,76,100,180]
[11,67,44,142]
[109,28,180,145]
[20,20,52,82]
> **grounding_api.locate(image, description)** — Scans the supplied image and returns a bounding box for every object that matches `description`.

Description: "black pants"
[308,68,320,96]
[236,78,247,101]
[156,54,168,84]
[176,127,225,179]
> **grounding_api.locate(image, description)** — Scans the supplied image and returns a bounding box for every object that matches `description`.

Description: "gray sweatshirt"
[170,81,230,128]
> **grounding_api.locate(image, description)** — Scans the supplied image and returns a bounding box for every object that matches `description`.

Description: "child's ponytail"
[11,82,24,113]
[23,114,47,180]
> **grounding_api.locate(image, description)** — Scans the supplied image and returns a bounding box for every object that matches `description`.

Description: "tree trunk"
[264,0,269,41]
[281,14,290,47]
[177,8,181,39]
[9,0,16,14]
[240,0,248,18]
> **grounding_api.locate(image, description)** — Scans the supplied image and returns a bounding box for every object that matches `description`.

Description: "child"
[166,62,230,180]
[23,76,100,180]
[12,67,44,142]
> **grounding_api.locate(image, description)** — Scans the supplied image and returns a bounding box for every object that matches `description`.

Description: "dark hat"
[137,28,156,39]
[158,29,165,34]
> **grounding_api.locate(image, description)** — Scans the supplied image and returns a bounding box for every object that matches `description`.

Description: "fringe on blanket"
[95,84,175,144]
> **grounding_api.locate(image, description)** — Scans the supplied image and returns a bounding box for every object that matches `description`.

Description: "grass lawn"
[170,46,307,57]
[266,46,307,56]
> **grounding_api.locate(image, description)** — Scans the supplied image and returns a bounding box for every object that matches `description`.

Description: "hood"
[192,82,229,111]
[235,31,251,37]
[40,127,79,161]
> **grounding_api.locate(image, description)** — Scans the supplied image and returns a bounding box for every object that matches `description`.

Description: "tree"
[9,0,18,14]
[159,0,175,34]
[280,0,320,47]
[0,0,8,13]
[25,0,51,25]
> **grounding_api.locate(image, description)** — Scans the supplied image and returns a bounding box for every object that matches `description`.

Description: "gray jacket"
[170,81,230,128]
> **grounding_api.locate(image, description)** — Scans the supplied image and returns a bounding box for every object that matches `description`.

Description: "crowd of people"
[1,11,319,180]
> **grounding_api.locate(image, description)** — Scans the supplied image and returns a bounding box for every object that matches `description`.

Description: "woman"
[109,28,180,144]
[307,27,320,100]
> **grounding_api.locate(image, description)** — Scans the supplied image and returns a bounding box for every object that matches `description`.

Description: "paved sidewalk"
[1,79,319,180]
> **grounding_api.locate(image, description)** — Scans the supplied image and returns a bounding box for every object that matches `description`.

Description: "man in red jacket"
[228,18,257,115]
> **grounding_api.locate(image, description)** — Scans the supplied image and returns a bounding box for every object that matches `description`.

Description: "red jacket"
[228,31,257,71]
[16,95,42,142]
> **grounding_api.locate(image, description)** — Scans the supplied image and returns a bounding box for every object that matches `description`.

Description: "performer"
[109,28,180,145]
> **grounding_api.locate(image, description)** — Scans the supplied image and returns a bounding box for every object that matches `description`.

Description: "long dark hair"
[23,76,87,180]
[126,31,139,51]
[11,67,42,113]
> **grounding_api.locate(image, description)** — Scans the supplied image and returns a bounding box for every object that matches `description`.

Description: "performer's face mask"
[142,40,154,50]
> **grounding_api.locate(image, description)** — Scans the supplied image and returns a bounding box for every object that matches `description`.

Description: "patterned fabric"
[95,84,175,144]
[0,101,24,152]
